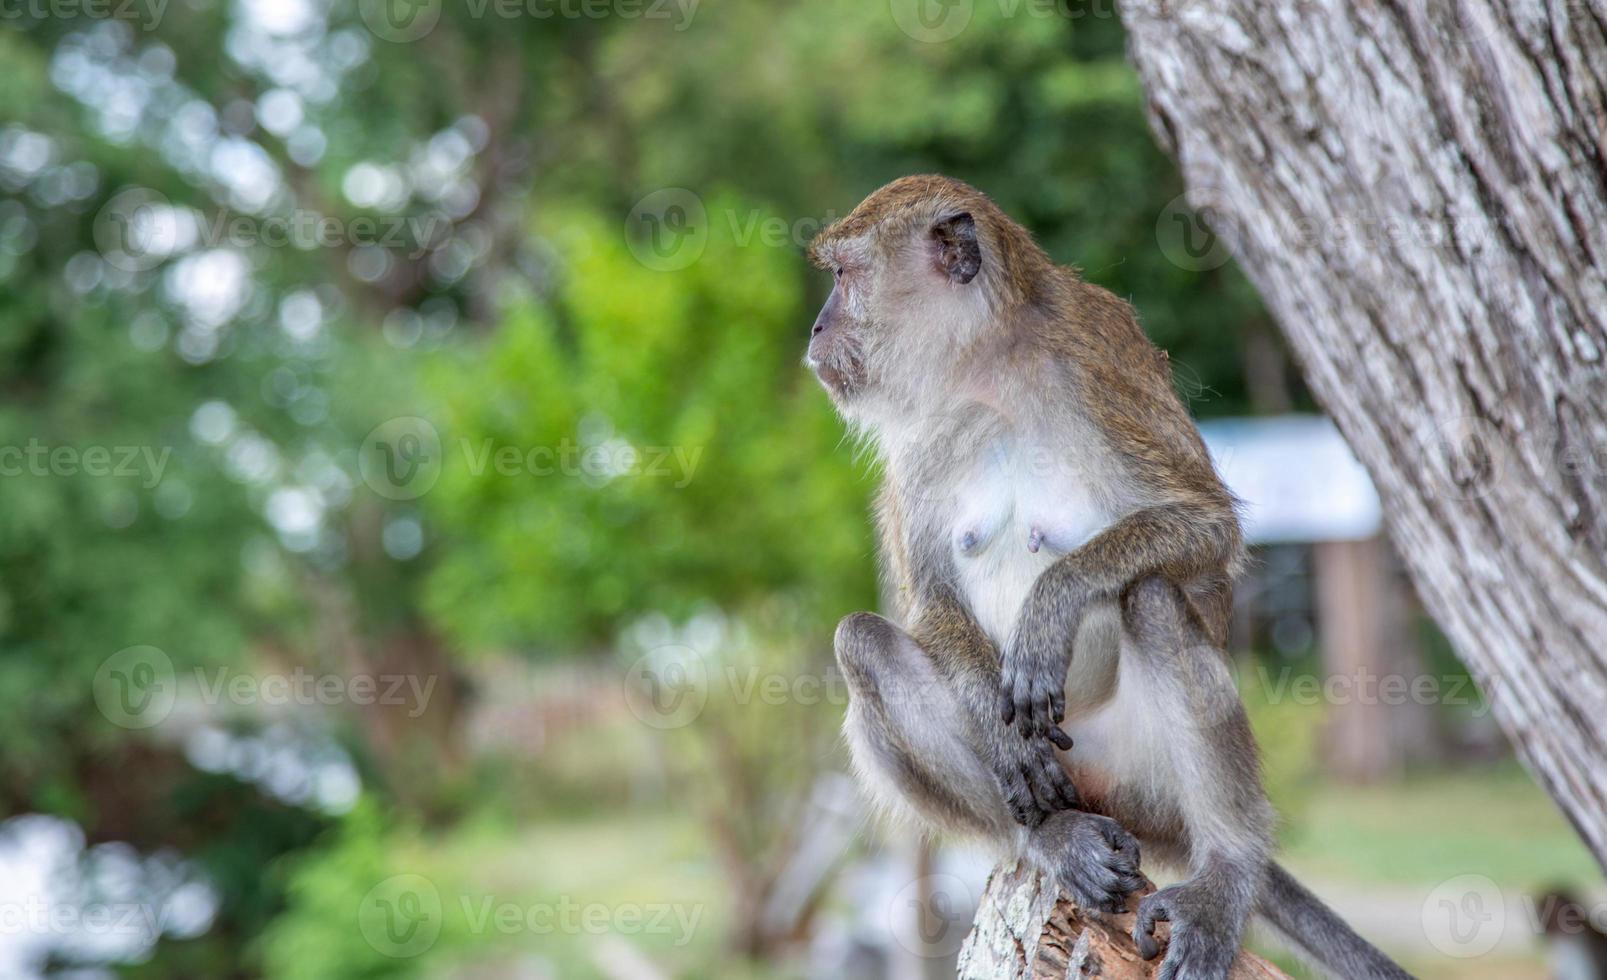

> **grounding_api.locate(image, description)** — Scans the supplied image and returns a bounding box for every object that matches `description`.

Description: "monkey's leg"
[1119,577,1274,980]
[834,611,1145,912]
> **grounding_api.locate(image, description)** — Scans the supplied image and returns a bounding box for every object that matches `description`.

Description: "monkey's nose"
[811,321,826,337]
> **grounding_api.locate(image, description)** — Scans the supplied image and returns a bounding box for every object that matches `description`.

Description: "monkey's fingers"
[1021,676,1061,743]
[1046,726,1074,751]
[1008,680,1039,738]
[1024,755,1078,812]
[1020,764,1055,816]
[1048,760,1081,810]
[1003,784,1045,830]
[1134,889,1173,961]
[998,655,1020,724]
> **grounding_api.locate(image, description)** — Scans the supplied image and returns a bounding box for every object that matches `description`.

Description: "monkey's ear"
[931,212,980,285]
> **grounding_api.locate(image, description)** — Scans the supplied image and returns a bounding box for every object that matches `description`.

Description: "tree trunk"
[956,862,1289,979]
[1117,0,1607,863]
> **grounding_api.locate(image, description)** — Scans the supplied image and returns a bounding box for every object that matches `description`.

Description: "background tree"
[966,0,1606,971]
[1120,0,1607,863]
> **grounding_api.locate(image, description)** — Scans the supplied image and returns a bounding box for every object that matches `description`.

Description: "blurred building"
[1202,415,1441,781]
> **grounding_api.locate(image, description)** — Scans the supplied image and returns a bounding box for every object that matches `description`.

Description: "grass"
[1278,763,1597,889]
[1259,763,1599,979]
[393,762,1597,979]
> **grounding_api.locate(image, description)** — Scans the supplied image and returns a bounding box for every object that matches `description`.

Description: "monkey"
[805,175,1412,980]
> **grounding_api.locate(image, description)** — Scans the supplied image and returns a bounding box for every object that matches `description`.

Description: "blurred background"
[0,0,1599,977]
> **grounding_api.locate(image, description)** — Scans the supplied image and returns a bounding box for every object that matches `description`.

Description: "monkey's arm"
[908,587,1087,826]
[1001,501,1241,739]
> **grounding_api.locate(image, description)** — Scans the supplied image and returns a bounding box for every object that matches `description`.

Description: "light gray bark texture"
[1118,0,1607,860]
[957,862,1288,979]
[964,1,1607,971]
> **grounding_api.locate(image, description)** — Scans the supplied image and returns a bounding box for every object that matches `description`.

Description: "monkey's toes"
[1134,889,1171,960]
[1040,812,1145,914]
[1135,883,1237,979]
[1154,923,1238,980]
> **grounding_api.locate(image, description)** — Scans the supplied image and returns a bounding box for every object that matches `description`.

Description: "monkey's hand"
[1000,568,1093,744]
[990,731,1082,828]
[1134,881,1243,980]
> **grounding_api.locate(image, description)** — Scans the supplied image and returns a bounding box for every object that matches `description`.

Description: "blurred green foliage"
[0,0,1309,976]
[423,206,873,651]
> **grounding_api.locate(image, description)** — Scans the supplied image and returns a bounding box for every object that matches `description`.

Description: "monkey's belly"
[1058,645,1185,836]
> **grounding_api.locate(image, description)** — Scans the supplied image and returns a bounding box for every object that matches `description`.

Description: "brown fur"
[813,176,1409,980]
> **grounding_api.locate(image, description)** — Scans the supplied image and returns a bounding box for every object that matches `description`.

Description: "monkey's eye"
[834,266,844,279]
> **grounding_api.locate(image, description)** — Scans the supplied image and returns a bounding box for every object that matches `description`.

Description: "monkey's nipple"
[957,530,981,555]
[1028,526,1045,554]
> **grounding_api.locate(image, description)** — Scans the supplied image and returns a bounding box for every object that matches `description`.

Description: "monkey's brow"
[807,230,869,270]
[806,235,842,269]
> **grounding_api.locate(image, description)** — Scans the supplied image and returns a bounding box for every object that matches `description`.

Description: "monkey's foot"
[1135,882,1242,980]
[1029,811,1145,914]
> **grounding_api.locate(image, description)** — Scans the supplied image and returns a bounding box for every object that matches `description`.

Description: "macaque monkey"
[806,175,1410,979]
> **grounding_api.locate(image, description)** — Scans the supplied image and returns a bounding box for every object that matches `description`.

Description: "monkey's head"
[804,175,1048,420]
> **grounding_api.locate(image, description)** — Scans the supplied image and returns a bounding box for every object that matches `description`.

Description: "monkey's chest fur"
[933,433,1128,715]
[946,441,1103,644]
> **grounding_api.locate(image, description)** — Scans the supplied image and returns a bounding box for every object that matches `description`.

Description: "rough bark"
[1116,0,1607,862]
[966,0,1607,966]
[957,862,1289,979]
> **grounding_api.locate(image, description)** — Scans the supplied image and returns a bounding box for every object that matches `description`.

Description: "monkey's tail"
[1255,862,1417,979]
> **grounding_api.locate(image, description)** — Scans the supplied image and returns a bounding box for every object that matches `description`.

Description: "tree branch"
[959,861,1290,980]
